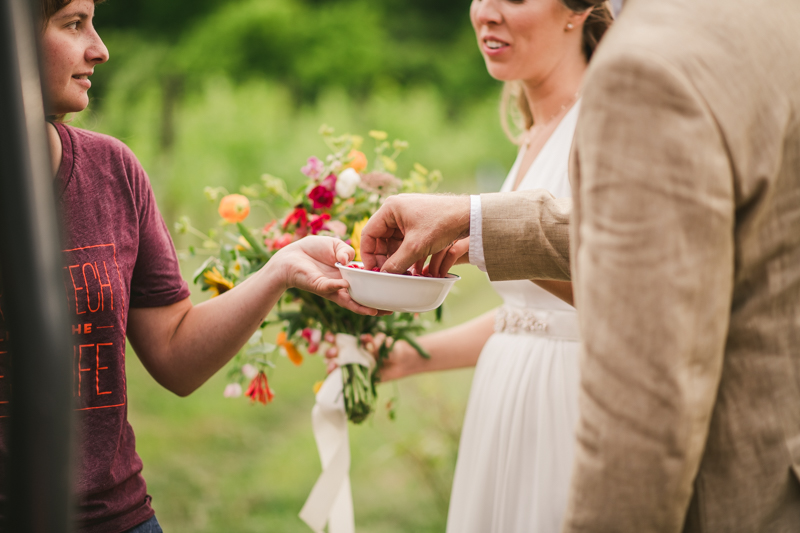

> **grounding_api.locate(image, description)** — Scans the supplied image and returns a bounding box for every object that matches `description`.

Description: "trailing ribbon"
[299,334,375,533]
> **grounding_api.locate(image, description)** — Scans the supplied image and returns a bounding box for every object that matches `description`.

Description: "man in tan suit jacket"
[361,0,800,530]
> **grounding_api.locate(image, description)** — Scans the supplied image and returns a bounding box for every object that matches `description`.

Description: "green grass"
[126,264,501,532]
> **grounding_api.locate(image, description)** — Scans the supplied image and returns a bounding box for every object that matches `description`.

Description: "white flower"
[242,364,258,380]
[223,383,242,398]
[336,168,361,198]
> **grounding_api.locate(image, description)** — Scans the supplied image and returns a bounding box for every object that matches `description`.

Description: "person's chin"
[51,96,89,115]
[485,66,517,83]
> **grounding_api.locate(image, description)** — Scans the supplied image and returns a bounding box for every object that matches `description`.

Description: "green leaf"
[192,256,217,284]
[398,334,430,360]
[236,222,269,258]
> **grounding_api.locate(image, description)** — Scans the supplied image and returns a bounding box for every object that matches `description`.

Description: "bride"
[356,0,612,531]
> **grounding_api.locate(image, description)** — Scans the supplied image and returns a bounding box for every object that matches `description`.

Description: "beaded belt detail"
[494,306,580,341]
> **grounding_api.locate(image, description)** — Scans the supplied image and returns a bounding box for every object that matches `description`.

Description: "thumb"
[334,241,355,265]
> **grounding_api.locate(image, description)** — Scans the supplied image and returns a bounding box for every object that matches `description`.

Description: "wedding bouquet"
[178,126,442,423]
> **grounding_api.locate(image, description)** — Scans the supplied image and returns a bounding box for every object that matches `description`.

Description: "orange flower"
[245,371,275,404]
[218,194,250,223]
[345,150,367,172]
[277,331,304,366]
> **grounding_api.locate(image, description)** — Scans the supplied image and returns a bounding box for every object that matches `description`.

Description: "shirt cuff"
[468,195,487,272]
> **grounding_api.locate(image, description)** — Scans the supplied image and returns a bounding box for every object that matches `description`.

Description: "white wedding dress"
[446,102,581,533]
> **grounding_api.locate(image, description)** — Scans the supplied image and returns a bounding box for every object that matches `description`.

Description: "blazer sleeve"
[562,50,735,531]
[480,189,573,281]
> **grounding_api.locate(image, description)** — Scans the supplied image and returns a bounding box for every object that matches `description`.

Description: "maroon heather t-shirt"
[0,123,190,532]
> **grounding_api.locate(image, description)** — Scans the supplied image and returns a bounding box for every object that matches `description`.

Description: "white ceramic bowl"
[336,262,460,313]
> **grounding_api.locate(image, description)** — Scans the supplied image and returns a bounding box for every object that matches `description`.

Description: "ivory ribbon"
[299,333,375,533]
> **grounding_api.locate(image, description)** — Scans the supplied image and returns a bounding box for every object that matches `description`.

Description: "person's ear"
[565,7,592,32]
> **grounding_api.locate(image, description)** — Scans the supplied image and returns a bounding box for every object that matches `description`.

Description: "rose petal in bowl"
[336,262,459,313]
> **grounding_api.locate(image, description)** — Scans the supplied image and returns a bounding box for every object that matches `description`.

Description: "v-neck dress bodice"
[446,102,581,533]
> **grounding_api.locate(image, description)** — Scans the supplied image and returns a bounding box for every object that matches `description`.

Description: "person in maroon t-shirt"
[0,1,379,532]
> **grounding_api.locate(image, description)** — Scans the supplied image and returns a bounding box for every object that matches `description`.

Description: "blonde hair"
[500,0,613,144]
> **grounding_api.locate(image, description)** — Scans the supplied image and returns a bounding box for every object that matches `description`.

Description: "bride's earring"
[565,22,574,31]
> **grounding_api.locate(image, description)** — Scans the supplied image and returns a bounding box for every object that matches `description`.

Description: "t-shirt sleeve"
[125,154,191,308]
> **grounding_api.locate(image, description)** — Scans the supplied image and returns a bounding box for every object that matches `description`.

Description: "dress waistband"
[494,306,581,341]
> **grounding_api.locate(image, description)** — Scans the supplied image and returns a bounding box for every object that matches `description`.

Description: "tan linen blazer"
[480,0,800,531]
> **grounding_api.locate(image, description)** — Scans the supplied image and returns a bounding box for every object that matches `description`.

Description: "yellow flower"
[350,218,369,262]
[235,235,252,251]
[369,130,388,141]
[313,381,324,394]
[381,155,397,173]
[203,267,234,297]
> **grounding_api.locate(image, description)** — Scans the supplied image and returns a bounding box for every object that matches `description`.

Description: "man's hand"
[424,238,470,278]
[361,194,471,274]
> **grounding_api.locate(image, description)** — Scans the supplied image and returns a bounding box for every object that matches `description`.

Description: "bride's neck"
[521,57,586,126]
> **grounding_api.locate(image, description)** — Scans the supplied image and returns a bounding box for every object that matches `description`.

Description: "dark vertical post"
[0,0,74,531]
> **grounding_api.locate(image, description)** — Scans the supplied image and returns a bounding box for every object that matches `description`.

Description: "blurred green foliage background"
[77,0,520,530]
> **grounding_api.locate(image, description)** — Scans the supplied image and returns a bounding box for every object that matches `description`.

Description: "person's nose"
[85,26,109,66]
[472,0,503,26]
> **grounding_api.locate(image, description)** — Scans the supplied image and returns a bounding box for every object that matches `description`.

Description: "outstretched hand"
[272,236,380,316]
[360,194,471,275]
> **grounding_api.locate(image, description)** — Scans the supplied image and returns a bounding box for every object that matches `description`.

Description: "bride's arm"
[371,310,496,382]
[532,280,574,306]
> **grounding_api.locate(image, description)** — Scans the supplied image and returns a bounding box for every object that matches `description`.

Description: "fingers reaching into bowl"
[424,238,470,278]
[360,194,471,275]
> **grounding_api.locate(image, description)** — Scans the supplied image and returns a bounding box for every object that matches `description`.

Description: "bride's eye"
[65,20,80,30]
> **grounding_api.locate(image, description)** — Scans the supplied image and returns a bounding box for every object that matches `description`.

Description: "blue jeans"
[125,516,162,533]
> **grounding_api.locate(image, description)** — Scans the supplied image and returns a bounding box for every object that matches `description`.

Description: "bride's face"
[470,0,580,84]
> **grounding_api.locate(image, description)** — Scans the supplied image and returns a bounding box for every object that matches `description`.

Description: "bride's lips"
[72,72,92,89]
[480,35,510,57]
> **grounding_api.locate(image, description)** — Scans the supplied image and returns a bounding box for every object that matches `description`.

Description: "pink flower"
[310,213,331,235]
[223,383,243,398]
[309,185,334,209]
[321,173,337,190]
[360,171,401,195]
[301,157,324,179]
[323,220,347,238]
[301,328,322,354]
[271,233,294,250]
[242,364,258,380]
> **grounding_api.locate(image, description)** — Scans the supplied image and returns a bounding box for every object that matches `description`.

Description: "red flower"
[245,371,275,405]
[283,207,309,237]
[309,185,334,210]
[308,174,337,210]
[310,213,331,235]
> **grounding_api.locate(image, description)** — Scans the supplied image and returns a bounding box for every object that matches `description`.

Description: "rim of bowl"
[335,262,460,281]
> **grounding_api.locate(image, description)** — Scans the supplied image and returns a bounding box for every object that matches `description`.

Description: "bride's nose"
[471,0,504,26]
